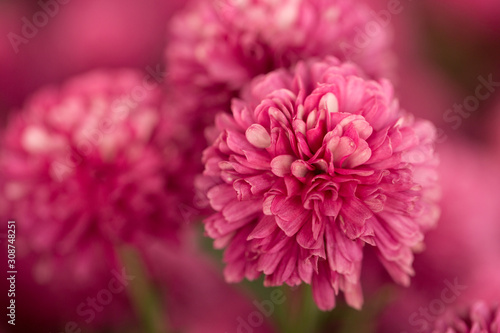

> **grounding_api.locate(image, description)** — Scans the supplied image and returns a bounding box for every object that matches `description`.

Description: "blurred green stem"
[292,285,323,333]
[279,285,323,333]
[118,245,169,333]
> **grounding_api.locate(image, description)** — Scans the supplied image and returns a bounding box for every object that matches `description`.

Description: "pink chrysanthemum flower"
[0,70,190,283]
[196,57,439,310]
[430,301,500,333]
[166,0,394,127]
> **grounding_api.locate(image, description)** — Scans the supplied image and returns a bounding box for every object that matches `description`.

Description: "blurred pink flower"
[430,301,500,333]
[196,57,439,311]
[3,253,134,332]
[0,69,192,284]
[0,0,187,110]
[166,0,394,128]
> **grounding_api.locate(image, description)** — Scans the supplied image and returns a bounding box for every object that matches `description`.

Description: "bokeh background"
[1,0,500,332]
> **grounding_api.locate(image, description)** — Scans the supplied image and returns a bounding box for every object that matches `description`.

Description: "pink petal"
[297,219,324,250]
[246,124,271,148]
[222,199,263,222]
[312,262,336,311]
[343,280,364,310]
[338,198,373,239]
[233,179,252,201]
[272,196,310,236]
[226,130,255,155]
[270,154,295,177]
[247,216,277,240]
[244,173,275,194]
[291,159,312,178]
[343,140,372,168]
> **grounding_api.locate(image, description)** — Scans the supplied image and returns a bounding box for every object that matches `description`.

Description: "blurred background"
[1,0,500,332]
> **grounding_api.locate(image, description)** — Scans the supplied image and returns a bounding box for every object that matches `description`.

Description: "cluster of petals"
[197,57,439,310]
[166,0,393,126]
[0,70,188,282]
[430,301,500,333]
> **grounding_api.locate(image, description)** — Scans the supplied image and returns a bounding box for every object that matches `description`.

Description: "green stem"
[271,287,289,332]
[277,285,323,333]
[117,245,169,333]
[332,285,395,333]
[292,285,323,333]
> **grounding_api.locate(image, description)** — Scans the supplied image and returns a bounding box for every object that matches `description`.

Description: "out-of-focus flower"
[0,0,187,110]
[166,0,394,129]
[0,69,191,284]
[196,57,439,311]
[429,301,500,333]
[4,253,134,332]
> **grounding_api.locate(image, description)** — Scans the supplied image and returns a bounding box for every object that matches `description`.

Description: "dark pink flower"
[197,57,439,310]
[166,0,394,128]
[0,69,191,284]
